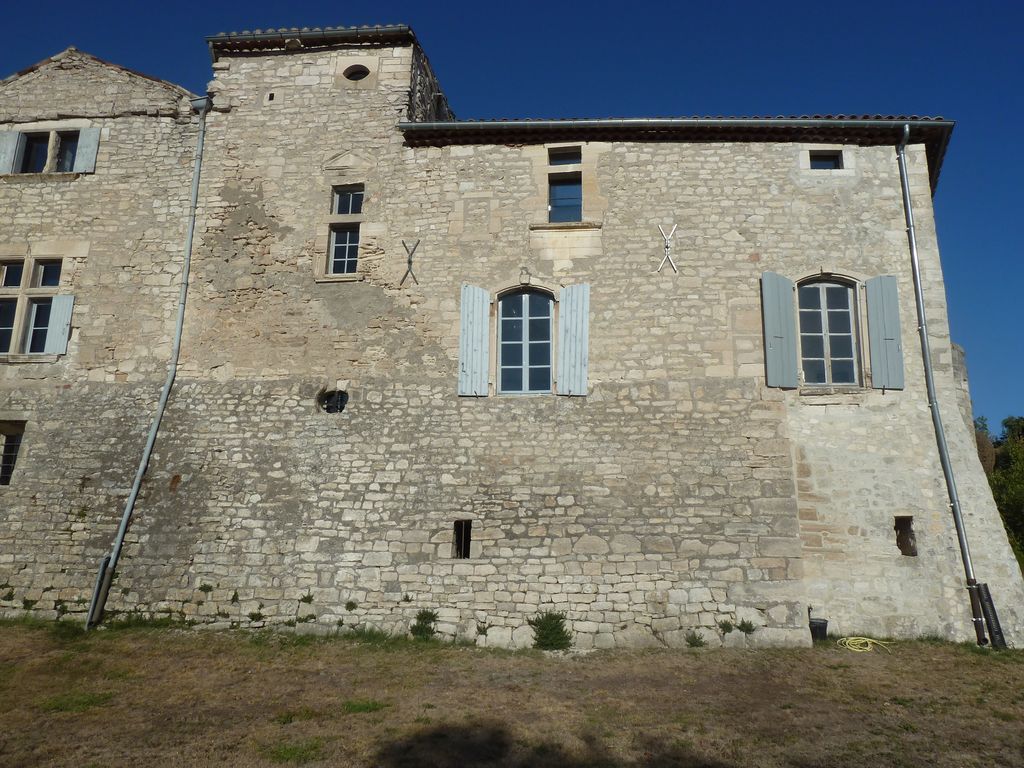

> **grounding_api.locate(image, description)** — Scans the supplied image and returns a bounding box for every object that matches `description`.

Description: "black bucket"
[809,618,828,641]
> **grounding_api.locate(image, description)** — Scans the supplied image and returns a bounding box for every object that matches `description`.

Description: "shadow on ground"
[373,722,734,768]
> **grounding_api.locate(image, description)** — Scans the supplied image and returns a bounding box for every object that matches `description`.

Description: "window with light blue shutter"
[761,272,798,388]
[0,133,21,174]
[557,283,590,396]
[866,276,904,390]
[458,284,490,396]
[41,295,74,355]
[72,127,100,174]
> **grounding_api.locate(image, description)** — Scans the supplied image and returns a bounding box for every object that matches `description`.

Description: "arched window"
[498,289,553,394]
[797,280,859,385]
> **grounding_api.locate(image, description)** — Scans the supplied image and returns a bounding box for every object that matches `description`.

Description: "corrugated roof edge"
[397,117,954,194]
[205,25,417,62]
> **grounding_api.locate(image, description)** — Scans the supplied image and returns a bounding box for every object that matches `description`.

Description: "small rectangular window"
[453,520,472,559]
[329,225,360,275]
[895,516,918,557]
[0,422,24,485]
[0,299,16,353]
[333,185,364,215]
[1,261,24,288]
[55,132,79,172]
[549,147,581,166]
[549,173,582,223]
[25,298,52,353]
[20,134,49,174]
[809,150,843,170]
[33,260,62,288]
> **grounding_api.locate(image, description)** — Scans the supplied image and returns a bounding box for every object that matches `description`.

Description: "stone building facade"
[1,26,1021,648]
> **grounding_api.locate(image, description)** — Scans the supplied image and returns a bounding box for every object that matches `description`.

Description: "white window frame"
[797,279,861,387]
[0,256,67,359]
[497,288,555,395]
[314,182,367,283]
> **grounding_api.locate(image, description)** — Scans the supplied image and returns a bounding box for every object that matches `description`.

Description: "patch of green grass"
[50,620,87,641]
[684,630,706,648]
[260,737,323,764]
[39,691,113,713]
[104,614,180,631]
[341,698,388,714]
[273,707,321,725]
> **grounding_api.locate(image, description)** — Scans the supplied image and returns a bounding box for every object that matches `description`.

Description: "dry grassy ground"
[1,619,1022,768]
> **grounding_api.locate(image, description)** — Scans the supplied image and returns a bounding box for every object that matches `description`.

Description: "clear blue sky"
[3,1,1021,432]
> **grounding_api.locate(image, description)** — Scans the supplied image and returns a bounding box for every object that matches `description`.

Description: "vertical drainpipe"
[85,94,213,629]
[895,124,989,645]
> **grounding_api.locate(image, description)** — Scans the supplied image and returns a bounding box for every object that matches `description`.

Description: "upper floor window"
[498,289,554,394]
[548,147,582,223]
[333,184,364,215]
[329,226,360,275]
[797,280,858,385]
[0,257,74,357]
[809,150,843,170]
[0,128,99,175]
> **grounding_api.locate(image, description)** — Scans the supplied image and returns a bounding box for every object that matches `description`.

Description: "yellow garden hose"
[837,636,892,653]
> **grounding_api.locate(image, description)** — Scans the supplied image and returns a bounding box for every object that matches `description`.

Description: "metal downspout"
[85,95,212,628]
[896,124,989,645]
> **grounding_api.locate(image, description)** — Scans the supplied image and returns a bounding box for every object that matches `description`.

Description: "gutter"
[895,124,1005,647]
[85,94,213,628]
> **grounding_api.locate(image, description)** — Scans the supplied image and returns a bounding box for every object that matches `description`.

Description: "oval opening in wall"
[318,390,349,413]
[343,65,370,82]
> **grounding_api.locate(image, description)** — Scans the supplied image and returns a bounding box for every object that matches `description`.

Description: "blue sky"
[3,1,1021,431]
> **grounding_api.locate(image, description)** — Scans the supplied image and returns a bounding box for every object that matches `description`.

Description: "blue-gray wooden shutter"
[73,127,101,173]
[43,295,74,355]
[866,275,904,390]
[458,284,489,396]
[0,132,20,174]
[557,283,590,395]
[761,271,798,388]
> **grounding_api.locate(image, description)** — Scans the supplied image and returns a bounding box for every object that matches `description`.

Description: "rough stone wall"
[3,39,1021,648]
[408,44,453,122]
[0,53,199,619]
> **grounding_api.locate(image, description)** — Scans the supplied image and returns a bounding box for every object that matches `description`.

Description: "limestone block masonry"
[1,27,1021,649]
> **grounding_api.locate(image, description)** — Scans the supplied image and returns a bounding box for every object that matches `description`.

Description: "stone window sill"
[0,354,61,364]
[0,173,83,183]
[313,273,361,284]
[529,221,602,232]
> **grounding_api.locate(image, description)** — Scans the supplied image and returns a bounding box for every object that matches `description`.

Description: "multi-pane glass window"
[498,290,553,393]
[1,262,23,288]
[0,422,25,485]
[798,281,858,385]
[549,175,582,223]
[35,261,61,287]
[0,258,66,355]
[26,299,53,354]
[809,150,843,170]
[329,226,360,274]
[333,185,364,215]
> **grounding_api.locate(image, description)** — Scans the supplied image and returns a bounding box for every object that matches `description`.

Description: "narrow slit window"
[0,422,25,485]
[453,520,472,559]
[55,132,79,172]
[0,299,16,353]
[895,516,917,557]
[25,298,52,353]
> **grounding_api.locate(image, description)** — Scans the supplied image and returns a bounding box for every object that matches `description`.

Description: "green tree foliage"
[981,416,1024,570]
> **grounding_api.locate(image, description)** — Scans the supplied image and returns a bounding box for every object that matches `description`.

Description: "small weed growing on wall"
[249,611,265,623]
[737,620,756,635]
[299,591,314,604]
[2,589,14,601]
[345,600,358,612]
[410,609,438,640]
[230,591,239,604]
[717,619,734,634]
[402,594,412,603]
[684,631,706,648]
[22,599,37,610]
[528,611,572,650]
[476,621,491,636]
[199,584,213,594]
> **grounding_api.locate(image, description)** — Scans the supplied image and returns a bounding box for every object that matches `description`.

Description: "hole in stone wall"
[453,520,472,559]
[267,92,275,101]
[317,390,349,413]
[343,65,370,82]
[895,516,917,556]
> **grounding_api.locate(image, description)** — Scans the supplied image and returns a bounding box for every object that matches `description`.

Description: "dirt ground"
[1,620,1022,768]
